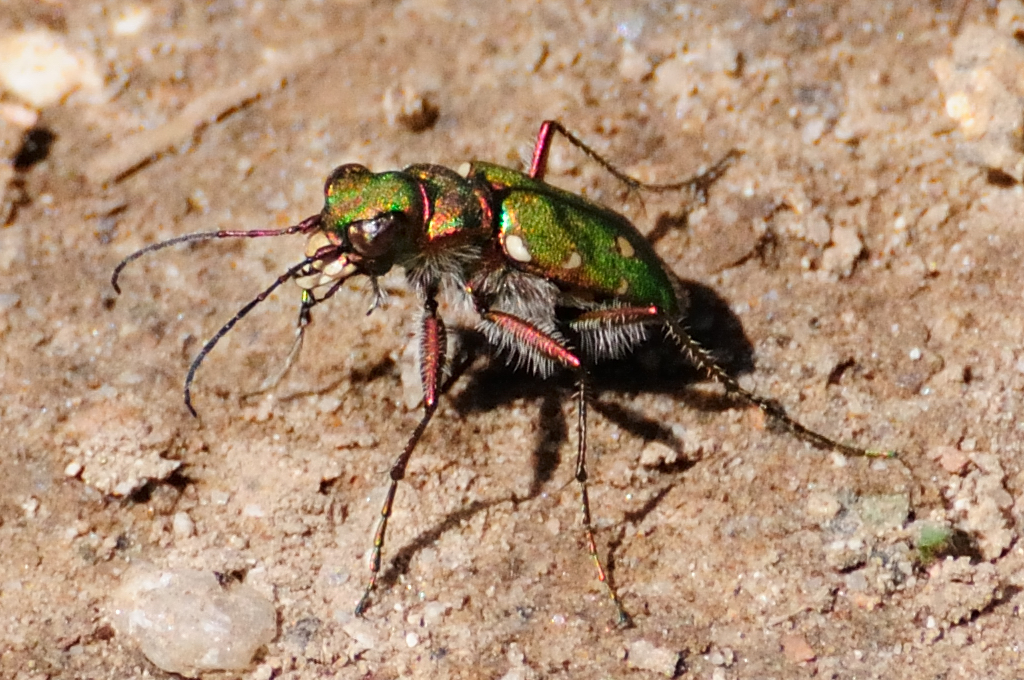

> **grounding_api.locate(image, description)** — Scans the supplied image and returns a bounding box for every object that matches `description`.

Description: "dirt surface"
[3,1,1024,678]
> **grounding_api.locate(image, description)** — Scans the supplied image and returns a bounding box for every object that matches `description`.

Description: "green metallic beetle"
[113,121,884,625]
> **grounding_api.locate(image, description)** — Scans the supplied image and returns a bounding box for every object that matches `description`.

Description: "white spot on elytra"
[562,251,582,269]
[457,162,472,177]
[616,278,629,295]
[505,234,532,263]
[616,236,635,259]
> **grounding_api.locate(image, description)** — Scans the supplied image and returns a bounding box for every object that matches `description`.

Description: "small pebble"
[781,634,816,663]
[805,491,842,520]
[928,446,969,475]
[422,601,448,625]
[626,640,681,677]
[111,6,152,37]
[639,441,678,468]
[111,564,276,676]
[0,101,37,127]
[242,503,265,518]
[0,30,102,107]
[405,632,420,648]
[171,511,195,539]
[339,615,376,656]
[250,664,273,680]
[21,497,39,518]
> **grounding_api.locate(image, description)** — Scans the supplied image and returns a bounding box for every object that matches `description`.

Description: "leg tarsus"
[663,317,891,458]
[575,376,632,627]
[354,401,438,616]
[245,278,346,400]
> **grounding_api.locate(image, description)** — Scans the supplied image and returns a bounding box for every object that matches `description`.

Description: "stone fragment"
[111,563,276,676]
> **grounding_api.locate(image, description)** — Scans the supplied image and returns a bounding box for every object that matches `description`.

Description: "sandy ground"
[3,1,1024,678]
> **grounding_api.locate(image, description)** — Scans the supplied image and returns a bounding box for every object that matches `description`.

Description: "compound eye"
[347,213,402,259]
[324,164,370,195]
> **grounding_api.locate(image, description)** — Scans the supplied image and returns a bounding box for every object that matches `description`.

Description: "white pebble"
[171,511,195,539]
[422,601,448,625]
[21,497,39,518]
[0,30,102,108]
[805,491,842,520]
[626,639,681,677]
[250,664,274,680]
[242,504,265,518]
[110,564,276,676]
[111,5,152,36]
[405,632,420,648]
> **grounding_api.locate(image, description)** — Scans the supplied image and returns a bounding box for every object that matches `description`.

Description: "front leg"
[355,294,447,615]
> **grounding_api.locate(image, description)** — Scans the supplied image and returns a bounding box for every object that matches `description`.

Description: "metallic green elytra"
[471,161,679,314]
[112,121,888,627]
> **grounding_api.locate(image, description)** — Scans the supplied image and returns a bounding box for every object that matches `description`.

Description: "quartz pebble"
[625,640,681,677]
[171,511,195,539]
[111,563,276,675]
[0,30,103,107]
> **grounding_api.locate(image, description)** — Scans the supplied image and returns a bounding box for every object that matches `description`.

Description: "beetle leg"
[528,120,741,204]
[249,289,315,395]
[528,120,559,181]
[571,305,888,458]
[571,304,661,328]
[663,317,890,458]
[476,299,631,624]
[480,309,581,371]
[356,295,447,615]
[248,276,349,396]
[574,374,633,628]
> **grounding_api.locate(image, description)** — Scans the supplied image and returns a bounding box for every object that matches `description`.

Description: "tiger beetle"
[112,121,887,627]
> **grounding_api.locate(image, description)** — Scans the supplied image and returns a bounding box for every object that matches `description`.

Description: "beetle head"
[298,164,426,291]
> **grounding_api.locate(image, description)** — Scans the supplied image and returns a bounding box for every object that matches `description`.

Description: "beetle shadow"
[449,277,755,468]
[367,279,757,606]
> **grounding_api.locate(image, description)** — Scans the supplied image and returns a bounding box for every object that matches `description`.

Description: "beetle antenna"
[183,256,317,417]
[111,214,321,294]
